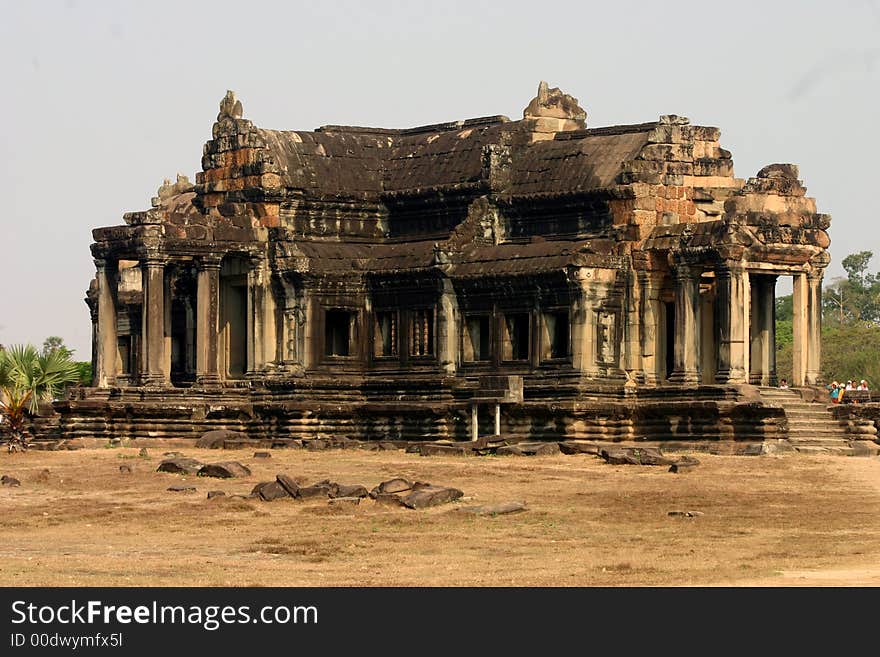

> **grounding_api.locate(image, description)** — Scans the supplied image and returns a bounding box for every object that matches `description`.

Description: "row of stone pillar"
[95,256,224,388]
[638,263,823,386]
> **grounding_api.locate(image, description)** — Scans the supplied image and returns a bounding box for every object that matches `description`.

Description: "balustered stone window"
[409,309,434,357]
[374,311,398,358]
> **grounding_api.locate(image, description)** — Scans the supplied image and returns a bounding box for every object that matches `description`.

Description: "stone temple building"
[48,82,844,447]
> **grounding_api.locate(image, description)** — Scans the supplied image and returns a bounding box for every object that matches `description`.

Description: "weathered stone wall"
[39,381,785,446]
[828,403,880,442]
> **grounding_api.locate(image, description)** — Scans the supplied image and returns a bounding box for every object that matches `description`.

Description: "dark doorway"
[665,301,675,380]
[225,285,247,378]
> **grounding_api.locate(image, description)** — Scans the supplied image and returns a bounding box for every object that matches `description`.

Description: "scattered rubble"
[331,484,368,499]
[251,481,289,501]
[197,461,251,479]
[196,429,249,449]
[275,474,301,497]
[370,478,413,497]
[600,447,675,466]
[399,485,464,509]
[156,458,204,475]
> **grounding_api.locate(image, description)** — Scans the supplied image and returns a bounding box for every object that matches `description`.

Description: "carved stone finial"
[218,90,243,121]
[523,81,587,122]
[757,163,799,180]
[152,174,194,207]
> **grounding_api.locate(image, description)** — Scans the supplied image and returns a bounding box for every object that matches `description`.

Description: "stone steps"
[759,387,854,452]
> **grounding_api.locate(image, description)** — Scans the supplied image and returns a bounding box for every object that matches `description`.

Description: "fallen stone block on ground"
[157,457,203,475]
[458,501,527,516]
[197,461,251,479]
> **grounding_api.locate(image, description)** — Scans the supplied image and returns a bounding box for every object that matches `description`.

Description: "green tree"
[823,251,880,325]
[0,344,80,451]
[820,324,880,387]
[41,335,71,358]
[775,294,793,323]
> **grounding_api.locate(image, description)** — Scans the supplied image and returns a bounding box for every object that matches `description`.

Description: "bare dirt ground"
[2,443,879,587]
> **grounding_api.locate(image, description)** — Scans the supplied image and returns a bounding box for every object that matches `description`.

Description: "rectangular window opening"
[374,311,398,358]
[542,311,570,360]
[464,315,491,362]
[502,312,530,361]
[409,309,434,357]
[117,337,131,375]
[325,309,353,357]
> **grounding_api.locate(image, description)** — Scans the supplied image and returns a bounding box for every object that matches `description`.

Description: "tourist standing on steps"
[828,381,841,404]
[779,379,789,389]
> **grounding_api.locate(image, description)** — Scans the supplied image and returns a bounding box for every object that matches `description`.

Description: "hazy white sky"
[2,0,878,356]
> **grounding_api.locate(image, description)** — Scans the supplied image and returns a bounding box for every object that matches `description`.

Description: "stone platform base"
[28,379,795,447]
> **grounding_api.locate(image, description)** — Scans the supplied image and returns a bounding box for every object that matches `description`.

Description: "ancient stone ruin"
[39,81,870,451]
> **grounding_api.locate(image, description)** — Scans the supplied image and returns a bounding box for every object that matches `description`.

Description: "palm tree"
[0,344,81,452]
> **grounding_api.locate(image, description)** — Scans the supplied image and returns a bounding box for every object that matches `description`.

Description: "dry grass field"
[2,443,880,587]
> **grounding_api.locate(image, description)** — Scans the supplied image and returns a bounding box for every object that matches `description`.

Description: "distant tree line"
[776,250,880,386]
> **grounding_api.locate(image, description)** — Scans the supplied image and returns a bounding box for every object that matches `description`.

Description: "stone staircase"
[759,387,854,454]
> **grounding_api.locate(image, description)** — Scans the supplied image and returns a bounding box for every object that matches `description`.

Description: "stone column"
[163,269,173,384]
[437,278,459,374]
[806,271,823,385]
[571,267,602,377]
[262,273,278,367]
[140,258,166,387]
[741,268,751,382]
[764,275,777,386]
[94,258,118,388]
[638,271,663,385]
[750,274,777,386]
[89,299,98,389]
[471,403,479,441]
[715,263,747,383]
[669,263,702,385]
[791,273,806,386]
[196,256,221,385]
[623,270,641,377]
[279,277,305,371]
[246,259,262,376]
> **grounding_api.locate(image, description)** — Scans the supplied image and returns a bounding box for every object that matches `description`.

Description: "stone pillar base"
[140,375,168,388]
[196,374,222,386]
[715,367,747,384]
[669,369,701,385]
[749,373,778,386]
